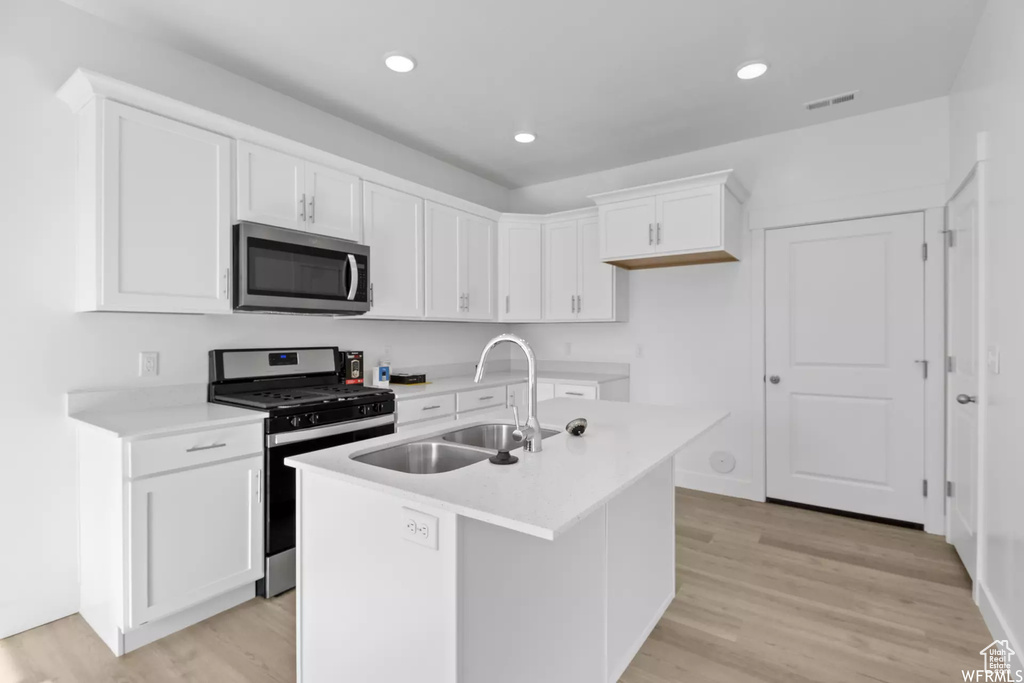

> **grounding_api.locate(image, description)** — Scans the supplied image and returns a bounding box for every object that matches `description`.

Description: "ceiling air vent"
[804,90,859,112]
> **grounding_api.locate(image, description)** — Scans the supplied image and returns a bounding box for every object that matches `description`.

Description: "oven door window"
[247,237,352,301]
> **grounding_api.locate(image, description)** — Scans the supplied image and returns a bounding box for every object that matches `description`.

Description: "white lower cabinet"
[76,421,265,656]
[537,382,556,402]
[127,455,263,628]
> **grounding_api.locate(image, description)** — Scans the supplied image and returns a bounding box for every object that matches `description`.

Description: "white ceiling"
[63,0,985,188]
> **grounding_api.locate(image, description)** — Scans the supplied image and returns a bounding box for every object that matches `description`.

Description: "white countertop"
[387,370,629,400]
[286,398,726,540]
[69,403,267,440]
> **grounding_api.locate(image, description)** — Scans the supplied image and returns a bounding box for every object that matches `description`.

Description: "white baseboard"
[978,580,1021,660]
[674,469,763,502]
[120,584,255,655]
[607,590,674,683]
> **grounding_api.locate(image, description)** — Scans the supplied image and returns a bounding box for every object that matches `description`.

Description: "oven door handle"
[267,414,394,447]
[347,254,359,301]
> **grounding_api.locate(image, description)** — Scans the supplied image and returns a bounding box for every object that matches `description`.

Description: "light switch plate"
[139,352,159,377]
[402,507,438,550]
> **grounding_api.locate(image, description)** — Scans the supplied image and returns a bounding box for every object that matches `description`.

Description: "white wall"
[0,0,510,639]
[511,98,950,500]
[948,0,1024,655]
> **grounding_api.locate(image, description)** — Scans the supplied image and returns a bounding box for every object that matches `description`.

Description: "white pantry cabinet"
[590,170,748,270]
[425,202,496,321]
[76,420,264,656]
[497,220,543,322]
[363,182,425,319]
[69,100,233,314]
[237,141,362,241]
[543,214,623,321]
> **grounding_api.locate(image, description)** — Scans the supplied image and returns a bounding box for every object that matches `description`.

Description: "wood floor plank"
[0,491,992,683]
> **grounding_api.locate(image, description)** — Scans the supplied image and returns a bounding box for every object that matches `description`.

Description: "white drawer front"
[128,423,263,478]
[398,393,456,424]
[555,383,598,400]
[456,386,506,413]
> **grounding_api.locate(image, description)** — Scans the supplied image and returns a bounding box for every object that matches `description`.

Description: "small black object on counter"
[566,418,588,436]
[490,449,519,465]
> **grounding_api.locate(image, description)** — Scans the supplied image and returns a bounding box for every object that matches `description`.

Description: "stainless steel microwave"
[233,221,370,315]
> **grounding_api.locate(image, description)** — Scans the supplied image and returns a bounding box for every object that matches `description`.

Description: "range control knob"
[358,405,367,416]
[290,415,306,428]
[372,403,381,413]
[310,413,321,425]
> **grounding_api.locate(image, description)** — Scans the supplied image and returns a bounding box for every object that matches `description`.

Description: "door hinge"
[921,243,929,261]
[923,479,928,497]
[946,481,954,497]
[915,359,929,379]
[947,356,957,373]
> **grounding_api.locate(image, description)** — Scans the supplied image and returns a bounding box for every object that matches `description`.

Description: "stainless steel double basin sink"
[351,423,559,474]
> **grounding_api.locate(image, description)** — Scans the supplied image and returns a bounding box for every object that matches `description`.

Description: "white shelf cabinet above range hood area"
[589,170,749,270]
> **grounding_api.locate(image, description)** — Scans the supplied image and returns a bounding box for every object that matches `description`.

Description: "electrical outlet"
[635,344,644,359]
[402,507,438,550]
[139,352,159,377]
[383,345,393,358]
[988,345,1001,375]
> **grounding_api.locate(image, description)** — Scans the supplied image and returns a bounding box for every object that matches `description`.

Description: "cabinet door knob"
[769,375,781,385]
[956,394,976,404]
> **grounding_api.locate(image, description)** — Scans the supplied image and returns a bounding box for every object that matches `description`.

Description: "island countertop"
[286,398,727,540]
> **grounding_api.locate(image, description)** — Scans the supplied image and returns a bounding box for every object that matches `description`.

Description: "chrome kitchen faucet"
[473,333,543,452]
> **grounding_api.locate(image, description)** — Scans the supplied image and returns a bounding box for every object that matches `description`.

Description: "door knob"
[956,394,977,405]
[769,375,781,385]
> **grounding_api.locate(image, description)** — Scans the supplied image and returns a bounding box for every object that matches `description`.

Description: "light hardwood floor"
[0,490,990,683]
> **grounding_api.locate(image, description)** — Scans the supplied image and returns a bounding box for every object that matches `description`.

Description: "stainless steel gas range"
[208,346,395,597]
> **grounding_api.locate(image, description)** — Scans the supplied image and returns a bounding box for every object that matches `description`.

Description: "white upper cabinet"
[304,162,362,241]
[498,221,542,322]
[363,182,424,318]
[541,213,626,322]
[237,141,362,241]
[601,197,656,260]
[591,170,748,269]
[237,141,304,230]
[544,220,580,321]
[425,202,462,319]
[461,213,496,321]
[425,201,495,321]
[73,100,232,314]
[577,217,615,321]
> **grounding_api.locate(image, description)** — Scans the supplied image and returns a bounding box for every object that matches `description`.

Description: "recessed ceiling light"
[384,52,416,73]
[514,132,536,144]
[736,62,769,80]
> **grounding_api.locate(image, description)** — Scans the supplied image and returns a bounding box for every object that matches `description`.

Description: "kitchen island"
[286,398,727,683]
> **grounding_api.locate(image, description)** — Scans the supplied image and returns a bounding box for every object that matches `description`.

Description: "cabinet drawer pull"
[479,395,495,401]
[186,442,227,453]
[566,392,584,397]
[422,405,442,411]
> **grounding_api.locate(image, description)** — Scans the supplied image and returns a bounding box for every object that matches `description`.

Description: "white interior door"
[305,163,361,242]
[946,173,980,578]
[766,213,927,523]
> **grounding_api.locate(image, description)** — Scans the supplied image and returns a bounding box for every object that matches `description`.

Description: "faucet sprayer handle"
[510,406,525,442]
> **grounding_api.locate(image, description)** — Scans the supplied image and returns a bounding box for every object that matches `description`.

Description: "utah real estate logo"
[963,640,1023,682]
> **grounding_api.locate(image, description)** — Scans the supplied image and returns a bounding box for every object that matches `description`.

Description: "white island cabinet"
[288,399,726,683]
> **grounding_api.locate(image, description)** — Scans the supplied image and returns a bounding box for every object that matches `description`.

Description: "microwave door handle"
[347,254,359,300]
